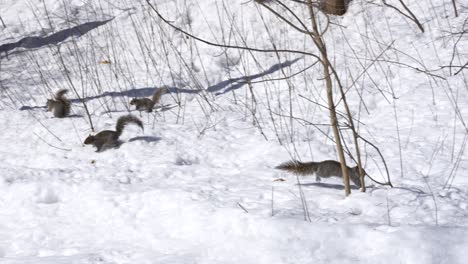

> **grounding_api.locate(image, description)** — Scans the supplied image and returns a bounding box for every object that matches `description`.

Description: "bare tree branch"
[145,0,322,60]
[0,15,6,28]
[452,0,459,17]
[382,0,424,33]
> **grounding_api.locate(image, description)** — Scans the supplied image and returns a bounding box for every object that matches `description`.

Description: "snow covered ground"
[1,0,468,263]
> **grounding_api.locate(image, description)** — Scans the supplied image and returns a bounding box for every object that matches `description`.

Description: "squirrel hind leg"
[53,106,63,118]
[91,137,108,152]
[351,177,362,187]
[97,140,121,152]
[315,174,321,182]
[94,142,105,152]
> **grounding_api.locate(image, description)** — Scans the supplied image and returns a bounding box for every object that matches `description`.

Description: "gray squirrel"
[46,89,71,118]
[276,160,365,187]
[84,114,143,152]
[130,86,168,114]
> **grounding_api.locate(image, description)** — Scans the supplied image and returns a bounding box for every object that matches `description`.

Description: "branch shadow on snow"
[63,114,83,118]
[0,18,113,59]
[18,58,301,109]
[19,105,46,110]
[299,182,361,190]
[128,136,161,143]
[18,106,83,118]
[207,57,302,95]
[68,57,301,103]
[69,87,199,104]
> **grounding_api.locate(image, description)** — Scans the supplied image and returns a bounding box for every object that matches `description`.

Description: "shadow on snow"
[0,18,113,58]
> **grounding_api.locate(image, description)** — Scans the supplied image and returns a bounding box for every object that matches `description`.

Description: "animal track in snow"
[36,187,59,204]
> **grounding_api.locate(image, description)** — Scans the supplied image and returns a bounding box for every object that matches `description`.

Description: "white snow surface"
[1,0,468,263]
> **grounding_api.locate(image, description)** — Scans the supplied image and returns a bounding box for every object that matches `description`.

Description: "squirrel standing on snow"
[84,114,144,152]
[275,160,365,187]
[130,86,168,114]
[46,89,71,118]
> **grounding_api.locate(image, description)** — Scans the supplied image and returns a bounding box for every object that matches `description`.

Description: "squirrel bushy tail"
[115,114,144,137]
[151,86,168,104]
[275,160,318,175]
[55,89,69,100]
[130,86,168,114]
[84,114,144,152]
[276,159,367,188]
[47,89,70,118]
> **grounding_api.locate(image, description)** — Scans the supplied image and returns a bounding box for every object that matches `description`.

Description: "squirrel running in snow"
[84,114,144,152]
[130,86,169,114]
[275,160,365,187]
[46,89,71,118]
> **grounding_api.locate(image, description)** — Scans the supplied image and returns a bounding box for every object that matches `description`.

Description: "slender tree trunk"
[334,75,366,191]
[324,63,351,196]
[307,1,351,196]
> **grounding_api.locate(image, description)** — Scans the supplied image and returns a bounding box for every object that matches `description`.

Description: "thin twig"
[55,46,95,131]
[28,111,63,142]
[271,186,275,216]
[237,202,249,213]
[451,0,459,17]
[0,15,6,28]
[382,0,424,33]
[358,135,394,187]
[33,132,71,151]
[144,0,322,60]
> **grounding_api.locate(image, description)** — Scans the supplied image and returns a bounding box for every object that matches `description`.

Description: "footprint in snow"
[175,154,200,166]
[36,187,59,204]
